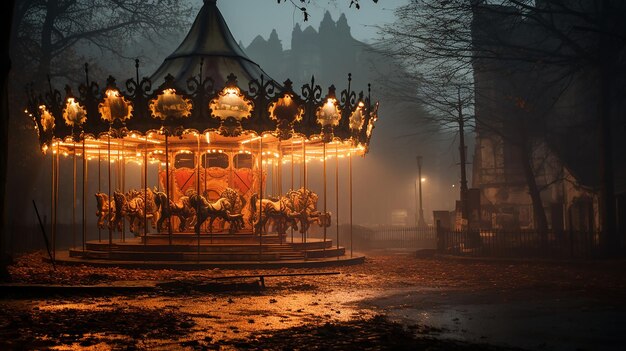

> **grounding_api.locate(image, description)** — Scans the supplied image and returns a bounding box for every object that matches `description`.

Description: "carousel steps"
[70,249,290,262]
[84,242,310,253]
[139,233,288,245]
[304,247,346,259]
[72,236,344,262]
[289,240,333,251]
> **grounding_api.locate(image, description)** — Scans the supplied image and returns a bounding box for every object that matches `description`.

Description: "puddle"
[360,288,626,350]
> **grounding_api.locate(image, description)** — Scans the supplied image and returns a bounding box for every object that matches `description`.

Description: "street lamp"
[416,156,426,228]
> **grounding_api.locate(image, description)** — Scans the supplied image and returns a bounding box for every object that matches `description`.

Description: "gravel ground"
[1,251,625,350]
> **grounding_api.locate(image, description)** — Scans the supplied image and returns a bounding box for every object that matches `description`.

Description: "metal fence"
[437,228,603,258]
[349,225,436,250]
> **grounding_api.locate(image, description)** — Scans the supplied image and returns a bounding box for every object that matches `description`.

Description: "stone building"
[470,2,625,234]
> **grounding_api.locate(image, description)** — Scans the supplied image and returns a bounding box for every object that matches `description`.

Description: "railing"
[437,228,603,258]
[345,225,436,251]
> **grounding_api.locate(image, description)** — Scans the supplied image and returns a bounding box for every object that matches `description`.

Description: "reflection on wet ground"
[3,253,626,349]
[6,285,624,350]
[362,288,626,351]
[1,287,380,349]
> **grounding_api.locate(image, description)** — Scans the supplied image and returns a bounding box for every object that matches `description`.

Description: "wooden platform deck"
[57,231,364,268]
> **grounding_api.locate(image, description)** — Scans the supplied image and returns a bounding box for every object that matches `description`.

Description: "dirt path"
[1,251,624,349]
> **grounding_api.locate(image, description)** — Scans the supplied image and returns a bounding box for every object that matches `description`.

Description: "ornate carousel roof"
[151,0,273,88]
[25,0,379,156]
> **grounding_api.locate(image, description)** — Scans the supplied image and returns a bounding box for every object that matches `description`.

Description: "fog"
[6,0,466,252]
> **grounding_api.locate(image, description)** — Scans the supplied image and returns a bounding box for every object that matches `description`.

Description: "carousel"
[24,0,379,267]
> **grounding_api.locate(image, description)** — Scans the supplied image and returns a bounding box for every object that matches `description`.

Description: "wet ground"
[1,251,625,350]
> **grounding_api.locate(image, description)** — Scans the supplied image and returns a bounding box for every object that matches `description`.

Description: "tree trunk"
[35,0,58,81]
[598,1,618,256]
[1,0,16,282]
[520,141,549,239]
[458,100,469,226]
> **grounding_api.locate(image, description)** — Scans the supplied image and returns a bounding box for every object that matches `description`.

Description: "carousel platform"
[57,231,364,269]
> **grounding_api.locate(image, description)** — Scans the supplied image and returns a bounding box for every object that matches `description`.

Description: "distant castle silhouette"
[244,11,371,89]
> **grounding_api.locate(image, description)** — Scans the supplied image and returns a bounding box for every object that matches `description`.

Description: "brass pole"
[335,143,339,250]
[259,136,263,257]
[144,135,148,246]
[98,149,101,242]
[82,139,86,252]
[72,142,76,249]
[55,144,59,259]
[165,133,172,245]
[301,139,309,249]
[205,149,208,239]
[278,140,282,245]
[290,139,294,243]
[157,159,161,192]
[108,132,112,248]
[349,152,353,258]
[278,140,282,197]
[197,134,201,262]
[51,144,56,260]
[50,146,54,257]
[120,138,125,242]
[323,142,327,250]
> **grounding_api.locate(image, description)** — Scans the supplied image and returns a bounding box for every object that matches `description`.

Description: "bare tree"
[1,0,16,281]
[278,0,378,21]
[380,0,626,251]
[11,0,193,85]
[3,0,193,252]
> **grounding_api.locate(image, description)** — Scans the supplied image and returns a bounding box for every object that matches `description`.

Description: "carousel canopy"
[151,0,274,88]
[25,0,379,156]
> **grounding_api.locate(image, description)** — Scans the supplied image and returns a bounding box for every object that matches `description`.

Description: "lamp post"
[417,156,426,228]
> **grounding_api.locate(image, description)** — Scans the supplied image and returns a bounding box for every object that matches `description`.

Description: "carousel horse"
[154,189,196,232]
[287,188,331,234]
[189,190,243,234]
[111,191,127,232]
[129,188,160,234]
[201,188,245,232]
[250,193,299,234]
[219,188,245,232]
[95,192,114,229]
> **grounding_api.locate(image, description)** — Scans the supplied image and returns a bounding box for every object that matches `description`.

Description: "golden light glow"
[209,86,253,121]
[349,101,365,131]
[149,88,192,120]
[366,102,379,138]
[99,89,133,123]
[316,98,341,127]
[62,98,87,127]
[240,136,261,144]
[39,105,55,132]
[269,93,304,123]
